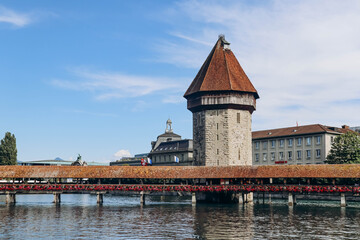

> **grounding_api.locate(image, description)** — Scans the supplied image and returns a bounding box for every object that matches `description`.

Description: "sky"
[1,0,359,163]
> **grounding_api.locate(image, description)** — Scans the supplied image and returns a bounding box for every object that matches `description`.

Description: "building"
[20,159,108,166]
[184,35,259,166]
[148,119,194,166]
[252,124,354,165]
[110,153,148,166]
[110,119,194,166]
[350,126,360,133]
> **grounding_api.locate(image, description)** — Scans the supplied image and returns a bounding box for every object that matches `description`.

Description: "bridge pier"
[288,192,296,206]
[340,193,347,207]
[140,191,145,205]
[192,192,196,204]
[6,192,16,204]
[53,192,61,204]
[97,192,104,204]
[244,192,253,203]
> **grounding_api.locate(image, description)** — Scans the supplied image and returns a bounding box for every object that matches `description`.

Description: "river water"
[1,194,360,239]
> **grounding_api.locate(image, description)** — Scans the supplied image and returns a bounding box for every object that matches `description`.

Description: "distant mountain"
[54,157,64,161]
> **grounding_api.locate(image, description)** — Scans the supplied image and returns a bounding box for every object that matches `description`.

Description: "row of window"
[155,146,177,152]
[255,136,321,150]
[153,154,184,163]
[254,149,321,162]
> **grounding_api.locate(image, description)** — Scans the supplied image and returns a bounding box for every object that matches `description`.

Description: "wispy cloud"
[0,6,32,27]
[159,0,360,129]
[51,68,183,101]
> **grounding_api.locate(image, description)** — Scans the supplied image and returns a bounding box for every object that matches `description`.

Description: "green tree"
[0,132,18,165]
[326,131,360,164]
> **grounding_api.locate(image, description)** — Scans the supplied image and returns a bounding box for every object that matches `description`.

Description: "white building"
[252,124,354,165]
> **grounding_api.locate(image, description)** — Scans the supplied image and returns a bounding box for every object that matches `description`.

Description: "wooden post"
[97,192,104,204]
[238,193,244,204]
[53,192,61,204]
[6,192,16,204]
[140,191,145,205]
[262,192,265,204]
[288,192,296,206]
[192,192,196,204]
[269,178,273,204]
[340,193,347,207]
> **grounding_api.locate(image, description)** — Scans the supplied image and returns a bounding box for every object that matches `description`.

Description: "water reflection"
[0,194,360,239]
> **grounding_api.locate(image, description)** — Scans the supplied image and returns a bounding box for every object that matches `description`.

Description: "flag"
[174,156,179,163]
[141,158,147,166]
[147,158,152,165]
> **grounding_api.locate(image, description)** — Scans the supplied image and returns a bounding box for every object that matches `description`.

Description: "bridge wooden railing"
[1,183,360,194]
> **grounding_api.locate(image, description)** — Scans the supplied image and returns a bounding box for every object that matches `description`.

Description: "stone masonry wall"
[193,109,252,166]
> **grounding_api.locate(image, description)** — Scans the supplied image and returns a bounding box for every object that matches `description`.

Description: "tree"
[0,132,18,165]
[326,131,360,164]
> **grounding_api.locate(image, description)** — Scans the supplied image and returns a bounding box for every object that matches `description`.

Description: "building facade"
[184,35,259,166]
[149,139,193,166]
[148,119,194,166]
[252,124,354,165]
[110,153,148,166]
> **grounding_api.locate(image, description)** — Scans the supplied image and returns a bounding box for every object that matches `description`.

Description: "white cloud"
[51,68,183,101]
[0,6,32,27]
[114,149,132,159]
[159,0,360,129]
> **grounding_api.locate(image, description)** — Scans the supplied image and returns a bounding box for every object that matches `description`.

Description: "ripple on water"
[0,194,360,239]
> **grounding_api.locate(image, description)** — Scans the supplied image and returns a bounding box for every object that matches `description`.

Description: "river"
[1,194,360,239]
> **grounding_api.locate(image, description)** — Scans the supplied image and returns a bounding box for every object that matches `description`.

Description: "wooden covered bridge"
[1,164,360,206]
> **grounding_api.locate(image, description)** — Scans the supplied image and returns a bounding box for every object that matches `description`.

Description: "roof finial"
[218,34,230,49]
[165,118,173,133]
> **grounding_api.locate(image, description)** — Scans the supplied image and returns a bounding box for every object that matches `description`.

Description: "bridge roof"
[1,165,360,179]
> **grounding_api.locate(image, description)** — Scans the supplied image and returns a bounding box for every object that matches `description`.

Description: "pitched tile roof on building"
[157,132,181,139]
[252,124,354,139]
[184,35,259,99]
[153,139,193,153]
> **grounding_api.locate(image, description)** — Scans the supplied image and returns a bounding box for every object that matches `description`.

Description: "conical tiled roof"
[184,36,259,99]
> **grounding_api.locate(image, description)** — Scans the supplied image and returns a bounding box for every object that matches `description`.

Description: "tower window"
[217,134,219,140]
[237,113,240,123]
[217,149,219,155]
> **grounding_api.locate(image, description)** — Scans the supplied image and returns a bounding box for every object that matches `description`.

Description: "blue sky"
[1,0,359,163]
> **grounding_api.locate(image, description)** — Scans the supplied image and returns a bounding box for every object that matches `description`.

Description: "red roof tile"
[184,36,259,99]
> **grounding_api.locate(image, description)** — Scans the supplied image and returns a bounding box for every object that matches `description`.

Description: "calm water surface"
[1,194,360,239]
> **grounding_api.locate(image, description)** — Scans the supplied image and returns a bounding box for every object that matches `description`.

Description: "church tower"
[184,35,259,166]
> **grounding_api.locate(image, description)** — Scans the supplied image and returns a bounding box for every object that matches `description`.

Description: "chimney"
[342,125,349,129]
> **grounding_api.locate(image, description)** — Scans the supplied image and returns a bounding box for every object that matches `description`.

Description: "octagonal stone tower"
[184,35,259,166]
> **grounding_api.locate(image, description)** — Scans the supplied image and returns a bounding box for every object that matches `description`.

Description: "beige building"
[252,124,354,165]
[184,35,259,166]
